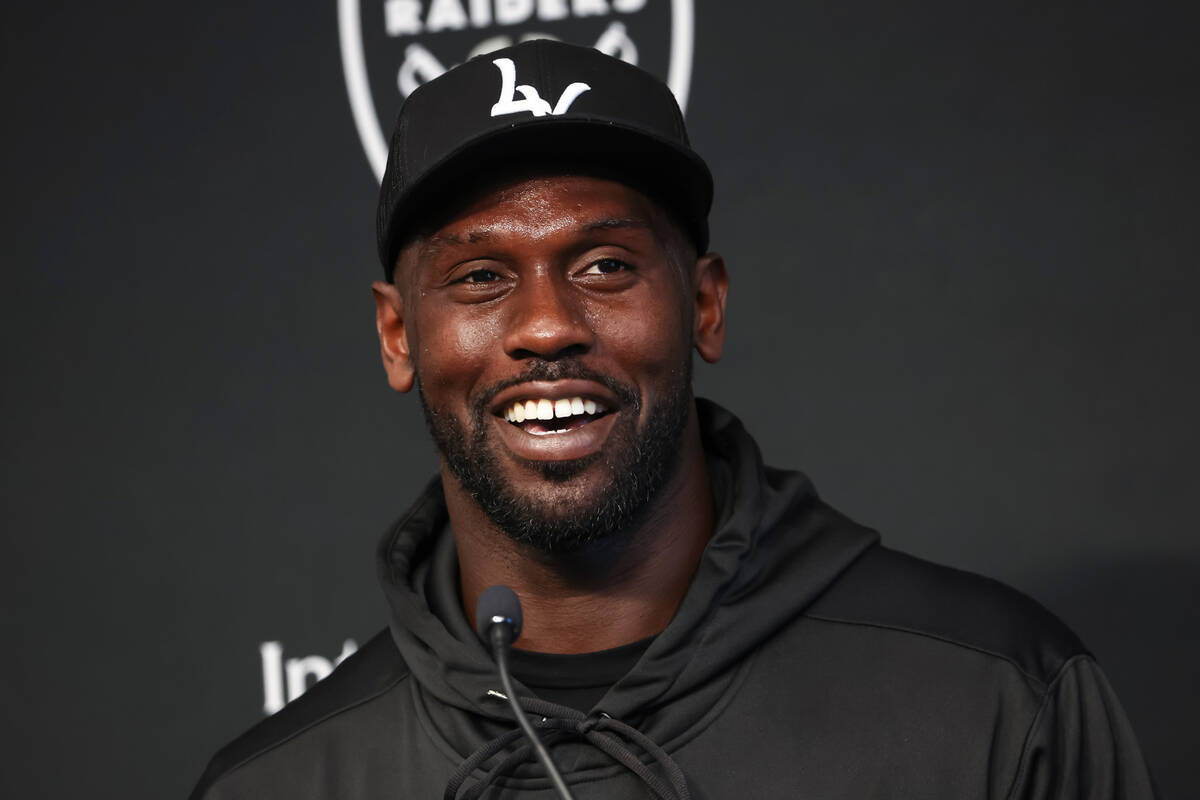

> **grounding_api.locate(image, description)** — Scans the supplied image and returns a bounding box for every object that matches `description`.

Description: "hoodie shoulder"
[806,546,1087,686]
[189,629,410,800]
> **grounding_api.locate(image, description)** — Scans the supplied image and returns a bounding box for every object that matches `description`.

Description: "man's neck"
[448,410,714,654]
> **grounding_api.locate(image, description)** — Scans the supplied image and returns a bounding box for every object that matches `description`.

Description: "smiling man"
[192,41,1156,799]
[374,167,725,656]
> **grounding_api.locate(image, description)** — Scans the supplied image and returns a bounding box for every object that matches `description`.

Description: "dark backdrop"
[2,1,1195,797]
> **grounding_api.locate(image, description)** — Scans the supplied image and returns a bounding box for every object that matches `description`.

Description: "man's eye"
[461,269,500,283]
[582,258,631,275]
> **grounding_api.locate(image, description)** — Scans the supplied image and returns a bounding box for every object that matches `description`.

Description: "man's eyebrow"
[583,217,653,233]
[421,229,494,257]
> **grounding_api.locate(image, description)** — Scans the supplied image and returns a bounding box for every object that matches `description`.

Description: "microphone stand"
[487,623,577,800]
[477,585,577,800]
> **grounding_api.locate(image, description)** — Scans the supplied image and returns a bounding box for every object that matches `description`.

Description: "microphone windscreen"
[475,585,523,641]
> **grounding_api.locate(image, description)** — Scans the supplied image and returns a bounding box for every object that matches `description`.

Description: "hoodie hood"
[377,398,879,766]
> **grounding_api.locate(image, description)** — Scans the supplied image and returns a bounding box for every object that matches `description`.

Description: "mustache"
[471,361,640,423]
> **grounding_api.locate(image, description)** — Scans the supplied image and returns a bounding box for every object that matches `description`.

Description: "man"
[192,40,1155,798]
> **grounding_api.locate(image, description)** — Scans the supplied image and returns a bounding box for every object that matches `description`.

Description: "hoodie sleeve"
[1006,655,1157,800]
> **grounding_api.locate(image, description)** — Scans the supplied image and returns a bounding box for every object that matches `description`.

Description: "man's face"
[384,174,709,553]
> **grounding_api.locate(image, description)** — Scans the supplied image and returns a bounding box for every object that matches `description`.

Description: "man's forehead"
[422,215,656,254]
[443,169,663,222]
[395,170,683,275]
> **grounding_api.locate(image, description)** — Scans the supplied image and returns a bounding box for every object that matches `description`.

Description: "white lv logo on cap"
[489,58,591,118]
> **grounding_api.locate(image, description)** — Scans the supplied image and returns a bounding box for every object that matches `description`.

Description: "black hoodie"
[192,400,1156,799]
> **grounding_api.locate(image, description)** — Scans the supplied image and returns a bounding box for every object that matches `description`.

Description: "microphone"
[475,586,576,800]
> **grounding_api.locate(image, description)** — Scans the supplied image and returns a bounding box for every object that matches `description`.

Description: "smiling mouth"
[501,396,611,436]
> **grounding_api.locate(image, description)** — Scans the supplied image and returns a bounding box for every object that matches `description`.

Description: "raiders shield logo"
[338,0,695,180]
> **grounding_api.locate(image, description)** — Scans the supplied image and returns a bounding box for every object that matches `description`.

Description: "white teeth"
[506,396,608,425]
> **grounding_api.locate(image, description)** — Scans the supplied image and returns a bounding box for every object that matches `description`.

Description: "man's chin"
[475,468,612,522]
[516,451,602,482]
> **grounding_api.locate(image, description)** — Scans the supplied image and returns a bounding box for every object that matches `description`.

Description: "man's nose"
[502,272,594,361]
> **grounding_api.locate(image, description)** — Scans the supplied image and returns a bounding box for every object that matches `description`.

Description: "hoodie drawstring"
[443,697,691,800]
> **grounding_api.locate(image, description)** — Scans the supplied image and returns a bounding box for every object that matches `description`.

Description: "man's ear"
[371,280,416,393]
[692,253,728,363]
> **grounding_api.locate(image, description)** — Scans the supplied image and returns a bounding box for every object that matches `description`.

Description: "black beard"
[419,361,692,555]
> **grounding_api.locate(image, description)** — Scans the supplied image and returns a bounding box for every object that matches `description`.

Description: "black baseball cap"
[375,39,713,280]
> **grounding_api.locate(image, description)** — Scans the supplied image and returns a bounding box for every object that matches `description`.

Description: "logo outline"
[338,0,695,181]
